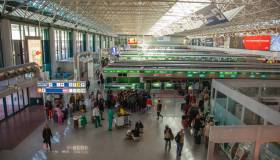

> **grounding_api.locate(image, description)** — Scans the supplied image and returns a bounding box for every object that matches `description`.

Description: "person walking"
[92,105,101,128]
[164,125,174,151]
[98,97,105,120]
[175,129,184,157]
[108,107,114,131]
[157,99,163,120]
[86,79,90,91]
[42,123,53,151]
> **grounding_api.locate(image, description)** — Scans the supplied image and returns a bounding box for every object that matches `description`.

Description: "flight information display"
[37,81,86,93]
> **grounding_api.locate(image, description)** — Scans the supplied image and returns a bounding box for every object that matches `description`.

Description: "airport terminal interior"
[0,0,280,160]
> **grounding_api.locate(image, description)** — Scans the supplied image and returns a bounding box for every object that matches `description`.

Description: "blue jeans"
[176,143,183,156]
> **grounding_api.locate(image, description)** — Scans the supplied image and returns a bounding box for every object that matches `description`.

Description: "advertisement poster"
[270,35,280,52]
[196,4,228,26]
[128,37,137,44]
[27,38,42,66]
[243,35,271,51]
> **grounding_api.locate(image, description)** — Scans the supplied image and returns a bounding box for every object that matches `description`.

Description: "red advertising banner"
[243,35,271,51]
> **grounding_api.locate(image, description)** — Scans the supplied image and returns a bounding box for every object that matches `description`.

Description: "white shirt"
[92,107,100,116]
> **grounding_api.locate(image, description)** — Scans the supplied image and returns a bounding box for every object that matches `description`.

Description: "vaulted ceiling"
[50,0,178,35]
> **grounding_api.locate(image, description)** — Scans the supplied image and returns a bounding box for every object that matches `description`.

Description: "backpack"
[175,133,180,143]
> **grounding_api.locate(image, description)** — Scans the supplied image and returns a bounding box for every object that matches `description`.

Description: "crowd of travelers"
[43,67,214,158]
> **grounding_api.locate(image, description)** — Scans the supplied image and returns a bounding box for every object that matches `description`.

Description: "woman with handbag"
[164,125,174,151]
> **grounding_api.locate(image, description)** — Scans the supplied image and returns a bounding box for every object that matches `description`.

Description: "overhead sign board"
[37,81,86,93]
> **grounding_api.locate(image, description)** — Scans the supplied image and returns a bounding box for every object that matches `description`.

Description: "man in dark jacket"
[157,100,163,120]
[42,123,53,150]
[98,97,105,120]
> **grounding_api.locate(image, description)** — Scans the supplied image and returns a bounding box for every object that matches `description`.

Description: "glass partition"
[238,87,259,97]
[228,98,242,120]
[261,87,280,96]
[55,29,71,60]
[244,108,264,125]
[216,91,227,108]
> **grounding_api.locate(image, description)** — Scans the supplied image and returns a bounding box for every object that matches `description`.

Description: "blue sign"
[111,47,119,56]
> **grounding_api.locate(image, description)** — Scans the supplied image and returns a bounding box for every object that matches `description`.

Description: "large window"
[95,35,100,51]
[0,98,5,120]
[76,32,86,53]
[89,34,95,52]
[55,29,71,61]
[11,23,47,65]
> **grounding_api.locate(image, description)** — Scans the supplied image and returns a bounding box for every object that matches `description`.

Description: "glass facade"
[89,33,95,52]
[11,23,50,68]
[76,32,86,53]
[55,29,72,60]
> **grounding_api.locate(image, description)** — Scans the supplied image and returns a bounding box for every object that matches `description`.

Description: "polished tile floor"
[0,105,45,150]
[0,92,226,160]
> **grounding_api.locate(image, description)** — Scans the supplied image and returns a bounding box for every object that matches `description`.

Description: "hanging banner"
[243,35,271,51]
[196,4,228,26]
[26,37,42,66]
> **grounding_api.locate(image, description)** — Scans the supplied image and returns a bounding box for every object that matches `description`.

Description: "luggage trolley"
[115,113,131,129]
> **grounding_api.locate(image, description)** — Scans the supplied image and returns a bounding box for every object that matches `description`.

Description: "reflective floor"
[0,91,226,160]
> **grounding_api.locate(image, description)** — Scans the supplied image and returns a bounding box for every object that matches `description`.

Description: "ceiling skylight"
[148,0,210,36]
